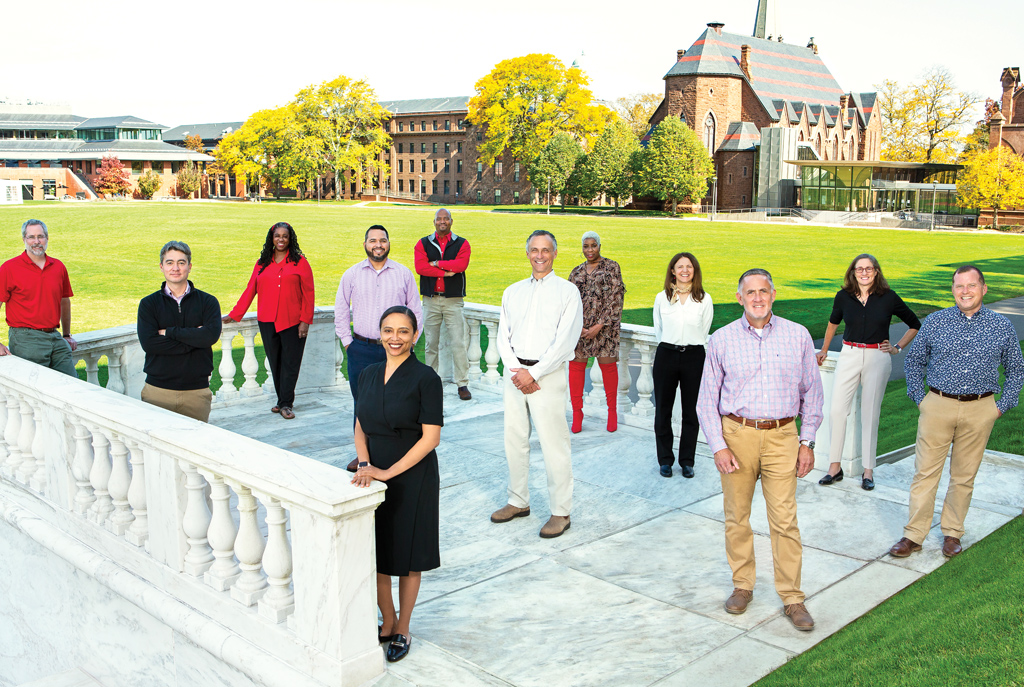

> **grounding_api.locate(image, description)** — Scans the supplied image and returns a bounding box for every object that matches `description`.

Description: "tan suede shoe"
[784,603,815,631]
[539,515,571,538]
[724,588,754,614]
[490,504,530,523]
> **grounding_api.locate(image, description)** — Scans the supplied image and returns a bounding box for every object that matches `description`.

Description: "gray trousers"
[9,327,77,377]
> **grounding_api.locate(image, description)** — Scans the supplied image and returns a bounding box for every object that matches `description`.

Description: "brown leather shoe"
[458,386,472,401]
[942,536,962,558]
[490,504,530,523]
[539,515,571,538]
[724,588,753,615]
[889,537,922,558]
[784,602,814,631]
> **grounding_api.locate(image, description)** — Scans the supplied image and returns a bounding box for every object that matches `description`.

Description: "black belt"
[14,326,59,333]
[352,333,382,346]
[658,342,703,353]
[516,357,539,366]
[929,387,995,402]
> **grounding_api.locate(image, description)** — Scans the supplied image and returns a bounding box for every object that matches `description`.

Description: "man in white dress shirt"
[491,230,584,538]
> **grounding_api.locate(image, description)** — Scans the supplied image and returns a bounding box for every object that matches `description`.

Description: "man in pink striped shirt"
[697,268,823,631]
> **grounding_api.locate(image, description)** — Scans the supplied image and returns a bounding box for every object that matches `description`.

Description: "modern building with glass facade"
[789,160,974,215]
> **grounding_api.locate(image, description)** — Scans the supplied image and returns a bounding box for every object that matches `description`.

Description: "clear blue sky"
[4,0,1015,127]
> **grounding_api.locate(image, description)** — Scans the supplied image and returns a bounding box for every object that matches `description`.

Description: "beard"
[365,246,390,263]
[27,246,46,257]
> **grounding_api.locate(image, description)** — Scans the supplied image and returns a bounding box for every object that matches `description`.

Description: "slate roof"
[0,139,213,161]
[666,28,845,117]
[380,97,471,114]
[0,113,85,130]
[163,122,244,143]
[718,122,761,151]
[849,92,876,126]
[77,115,166,130]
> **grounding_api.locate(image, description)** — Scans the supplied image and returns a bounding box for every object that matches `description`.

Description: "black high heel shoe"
[818,468,844,485]
[386,634,411,662]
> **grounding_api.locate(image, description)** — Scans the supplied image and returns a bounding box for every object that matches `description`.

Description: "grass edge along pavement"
[753,515,1024,687]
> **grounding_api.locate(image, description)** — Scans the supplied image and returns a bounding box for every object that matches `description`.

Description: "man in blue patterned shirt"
[890,265,1024,559]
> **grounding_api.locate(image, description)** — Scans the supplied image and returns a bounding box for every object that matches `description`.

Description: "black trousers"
[258,321,307,408]
[653,343,706,467]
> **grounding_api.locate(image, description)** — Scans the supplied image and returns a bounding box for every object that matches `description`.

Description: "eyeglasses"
[854,267,875,274]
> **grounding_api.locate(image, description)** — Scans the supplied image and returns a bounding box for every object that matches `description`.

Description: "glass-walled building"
[790,161,975,215]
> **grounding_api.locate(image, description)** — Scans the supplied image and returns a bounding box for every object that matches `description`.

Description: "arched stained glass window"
[703,113,715,154]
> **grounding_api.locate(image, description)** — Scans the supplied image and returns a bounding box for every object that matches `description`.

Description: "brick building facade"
[983,67,1024,225]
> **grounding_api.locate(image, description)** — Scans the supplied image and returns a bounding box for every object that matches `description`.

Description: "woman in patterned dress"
[568,231,626,433]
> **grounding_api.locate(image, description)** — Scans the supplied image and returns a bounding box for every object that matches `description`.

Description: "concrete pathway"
[211,384,1024,687]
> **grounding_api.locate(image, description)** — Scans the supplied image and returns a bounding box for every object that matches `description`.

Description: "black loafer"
[818,468,844,485]
[681,465,695,479]
[659,465,672,478]
[862,476,875,491]
[386,634,411,662]
[378,625,396,644]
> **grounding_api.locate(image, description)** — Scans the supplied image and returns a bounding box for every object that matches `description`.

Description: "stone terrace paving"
[212,381,1024,687]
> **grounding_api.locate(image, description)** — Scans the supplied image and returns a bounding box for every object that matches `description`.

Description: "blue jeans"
[347,338,386,427]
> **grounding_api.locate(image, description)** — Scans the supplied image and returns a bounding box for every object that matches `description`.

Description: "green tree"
[95,156,132,197]
[957,146,1024,229]
[215,106,304,197]
[293,75,391,199]
[528,133,583,209]
[634,117,714,215]
[876,67,979,162]
[572,120,640,211]
[468,54,614,166]
[137,170,162,199]
[176,160,202,198]
[614,93,662,139]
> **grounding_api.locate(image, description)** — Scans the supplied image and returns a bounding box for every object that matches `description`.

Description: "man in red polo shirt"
[0,219,78,376]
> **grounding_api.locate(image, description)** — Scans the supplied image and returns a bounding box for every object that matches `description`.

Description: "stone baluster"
[631,342,656,416]
[257,496,294,622]
[106,347,126,395]
[179,461,214,576]
[87,425,113,524]
[230,484,267,606]
[217,330,238,401]
[0,387,8,469]
[263,351,275,397]
[16,397,36,484]
[71,420,95,515]
[202,473,240,591]
[466,317,482,381]
[106,434,134,536]
[2,392,22,479]
[84,354,101,386]
[240,329,261,396]
[482,321,501,384]
[617,340,634,414]
[125,440,148,546]
[585,361,604,412]
[335,337,346,389]
[28,399,47,493]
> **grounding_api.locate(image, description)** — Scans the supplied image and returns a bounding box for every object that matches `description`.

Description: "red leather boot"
[568,360,586,433]
[600,362,619,432]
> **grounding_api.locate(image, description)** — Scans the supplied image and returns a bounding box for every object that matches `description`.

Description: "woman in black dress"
[351,305,443,663]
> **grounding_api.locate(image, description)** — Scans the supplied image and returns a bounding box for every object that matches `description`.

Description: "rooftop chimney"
[677,49,685,62]
[740,45,753,81]
[707,22,724,36]
[839,94,850,111]
[1000,67,1020,123]
[989,107,1005,151]
[807,37,818,54]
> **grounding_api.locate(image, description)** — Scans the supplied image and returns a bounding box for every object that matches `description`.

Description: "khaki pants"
[720,417,804,605]
[422,295,470,387]
[904,392,1000,543]
[828,346,891,469]
[8,327,77,378]
[503,366,573,516]
[142,383,213,423]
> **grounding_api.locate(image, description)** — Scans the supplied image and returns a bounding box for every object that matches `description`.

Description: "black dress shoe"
[659,465,672,478]
[386,634,411,662]
[818,468,843,485]
[378,625,396,644]
[681,465,695,479]
[862,476,875,491]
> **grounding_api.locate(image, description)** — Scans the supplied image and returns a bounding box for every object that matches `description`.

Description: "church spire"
[753,0,768,39]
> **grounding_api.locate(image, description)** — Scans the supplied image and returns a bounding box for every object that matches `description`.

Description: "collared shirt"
[653,290,714,346]
[228,256,315,332]
[496,271,583,380]
[828,288,921,344]
[413,231,472,293]
[904,305,1024,414]
[164,282,191,304]
[697,313,824,454]
[0,251,73,329]
[334,258,422,347]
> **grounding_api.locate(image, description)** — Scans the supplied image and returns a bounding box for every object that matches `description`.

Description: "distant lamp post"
[419,174,423,201]
[546,176,551,215]
[711,175,718,221]
[930,183,937,232]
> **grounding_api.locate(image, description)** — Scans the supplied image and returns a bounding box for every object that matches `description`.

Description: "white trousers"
[503,366,573,516]
[828,345,891,469]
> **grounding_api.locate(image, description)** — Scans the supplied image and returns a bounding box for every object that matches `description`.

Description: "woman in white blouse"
[652,252,714,478]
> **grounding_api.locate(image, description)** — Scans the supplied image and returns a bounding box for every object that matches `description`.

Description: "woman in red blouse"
[223,222,315,419]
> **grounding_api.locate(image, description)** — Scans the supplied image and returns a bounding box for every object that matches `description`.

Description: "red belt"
[843,341,881,349]
[726,414,795,430]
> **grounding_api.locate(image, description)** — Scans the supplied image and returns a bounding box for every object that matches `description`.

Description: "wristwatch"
[357,461,369,469]
[892,343,903,353]
[800,440,815,450]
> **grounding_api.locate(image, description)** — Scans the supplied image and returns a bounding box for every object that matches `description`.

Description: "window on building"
[432,160,438,173]
[151,162,164,173]
[409,159,414,171]
[432,180,438,194]
[421,160,426,173]
[742,195,747,204]
[444,159,450,172]
[421,179,427,195]
[514,191,519,203]
[849,139,855,160]
[458,142,463,153]
[432,120,438,130]
[398,143,403,153]
[477,190,482,203]
[421,120,426,131]
[457,159,463,173]
[410,121,415,131]
[514,161,520,182]
[458,119,464,129]
[742,166,748,177]
[398,160,404,173]
[398,179,404,192]
[443,120,449,130]
[832,138,838,160]
[86,161,93,174]
[728,173,733,185]
[399,122,404,132]
[444,180,450,195]
[703,113,716,154]
[421,143,426,154]
[494,189,501,204]
[131,161,143,174]
[477,162,482,180]
[432,142,438,153]
[456,180,463,195]
[444,142,450,153]
[42,179,56,197]
[170,161,179,173]
[495,161,503,179]
[476,132,482,141]
[351,182,357,196]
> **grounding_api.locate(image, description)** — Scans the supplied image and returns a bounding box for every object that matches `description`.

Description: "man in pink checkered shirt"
[697,268,823,632]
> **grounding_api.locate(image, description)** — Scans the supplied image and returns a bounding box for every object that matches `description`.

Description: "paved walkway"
[212,385,1024,687]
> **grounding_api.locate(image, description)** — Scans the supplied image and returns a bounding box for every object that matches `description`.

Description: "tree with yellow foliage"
[467,54,614,166]
[957,146,1024,229]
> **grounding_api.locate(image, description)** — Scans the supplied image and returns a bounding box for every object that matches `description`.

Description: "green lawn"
[755,514,1024,687]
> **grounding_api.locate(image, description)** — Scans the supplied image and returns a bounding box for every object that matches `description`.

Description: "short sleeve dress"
[568,257,626,359]
[356,353,443,576]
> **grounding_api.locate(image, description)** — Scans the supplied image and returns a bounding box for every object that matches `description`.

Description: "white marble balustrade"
[0,355,386,687]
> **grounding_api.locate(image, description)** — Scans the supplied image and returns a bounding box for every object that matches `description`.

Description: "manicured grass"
[754,514,1024,687]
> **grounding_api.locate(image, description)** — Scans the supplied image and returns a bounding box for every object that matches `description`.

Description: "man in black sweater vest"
[137,241,222,422]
